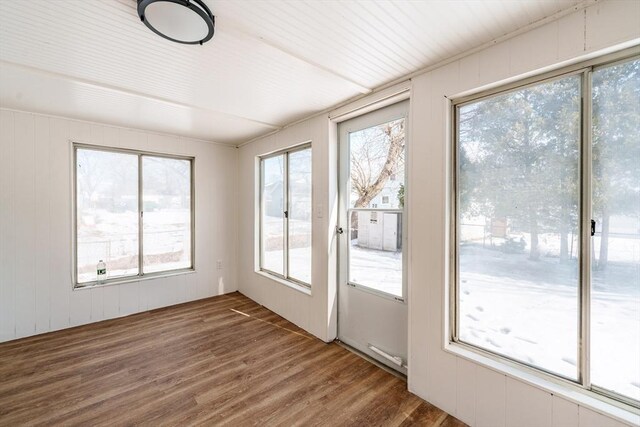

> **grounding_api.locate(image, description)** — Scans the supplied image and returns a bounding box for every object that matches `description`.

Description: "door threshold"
[335,339,407,381]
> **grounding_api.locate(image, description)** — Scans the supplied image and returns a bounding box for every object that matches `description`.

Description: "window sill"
[73,268,196,291]
[255,270,312,296]
[444,342,640,426]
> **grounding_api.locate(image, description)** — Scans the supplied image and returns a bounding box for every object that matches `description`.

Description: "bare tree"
[351,119,405,208]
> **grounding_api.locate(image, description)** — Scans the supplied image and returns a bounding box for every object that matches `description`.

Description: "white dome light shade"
[145,2,207,42]
[138,0,215,45]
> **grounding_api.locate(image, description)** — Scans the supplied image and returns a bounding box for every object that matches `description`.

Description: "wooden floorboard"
[0,292,466,427]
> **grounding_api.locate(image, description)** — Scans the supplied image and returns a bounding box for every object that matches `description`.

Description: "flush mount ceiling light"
[137,0,215,45]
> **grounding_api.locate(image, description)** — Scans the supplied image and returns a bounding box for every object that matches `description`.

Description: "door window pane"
[457,75,581,379]
[76,149,139,283]
[261,155,285,275]
[591,59,640,401]
[288,148,312,283]
[142,156,192,274]
[347,118,405,298]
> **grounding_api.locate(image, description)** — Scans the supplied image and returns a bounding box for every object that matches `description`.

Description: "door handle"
[336,226,344,235]
[591,219,596,237]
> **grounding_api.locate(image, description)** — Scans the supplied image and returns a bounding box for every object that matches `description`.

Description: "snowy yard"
[77,209,190,282]
[459,244,639,400]
[348,241,402,297]
[262,238,403,296]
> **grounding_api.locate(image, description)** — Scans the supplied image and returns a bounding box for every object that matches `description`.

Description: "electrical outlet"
[217,260,222,270]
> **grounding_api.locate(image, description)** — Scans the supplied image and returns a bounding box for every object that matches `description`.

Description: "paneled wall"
[236,115,338,342]
[0,110,238,342]
[237,1,640,426]
[409,2,639,427]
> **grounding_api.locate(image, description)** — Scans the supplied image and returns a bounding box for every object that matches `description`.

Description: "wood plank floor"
[0,292,465,426]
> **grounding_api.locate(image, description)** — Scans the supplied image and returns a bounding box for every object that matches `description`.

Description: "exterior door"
[337,100,409,373]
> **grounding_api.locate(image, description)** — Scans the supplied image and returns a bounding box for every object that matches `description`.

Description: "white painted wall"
[408,2,639,426]
[236,115,338,342]
[237,1,640,426]
[0,109,238,343]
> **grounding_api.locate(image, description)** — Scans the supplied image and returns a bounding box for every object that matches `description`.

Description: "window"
[382,196,389,204]
[452,53,639,407]
[590,59,640,402]
[75,145,193,286]
[259,145,312,286]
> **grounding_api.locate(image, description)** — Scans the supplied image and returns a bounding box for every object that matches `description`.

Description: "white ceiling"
[0,0,583,145]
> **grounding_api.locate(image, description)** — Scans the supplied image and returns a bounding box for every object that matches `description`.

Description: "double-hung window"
[74,145,194,287]
[259,144,312,287]
[452,52,639,407]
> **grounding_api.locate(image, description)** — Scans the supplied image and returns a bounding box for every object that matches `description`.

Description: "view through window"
[454,56,639,404]
[590,59,640,401]
[348,118,405,298]
[260,145,312,286]
[76,146,193,285]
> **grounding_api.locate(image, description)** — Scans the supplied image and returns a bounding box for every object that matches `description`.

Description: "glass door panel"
[347,117,405,299]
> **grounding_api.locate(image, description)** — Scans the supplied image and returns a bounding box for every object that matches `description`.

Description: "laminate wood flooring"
[0,292,466,426]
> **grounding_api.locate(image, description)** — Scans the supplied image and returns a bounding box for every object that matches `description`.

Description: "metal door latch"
[336,226,344,234]
[591,219,596,237]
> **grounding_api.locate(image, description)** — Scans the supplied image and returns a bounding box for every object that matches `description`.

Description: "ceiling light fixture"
[137,0,215,45]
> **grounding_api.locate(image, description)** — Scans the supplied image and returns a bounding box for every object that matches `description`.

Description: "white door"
[382,213,399,252]
[337,100,409,373]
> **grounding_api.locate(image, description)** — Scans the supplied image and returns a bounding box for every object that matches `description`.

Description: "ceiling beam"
[0,59,282,131]
[225,25,373,96]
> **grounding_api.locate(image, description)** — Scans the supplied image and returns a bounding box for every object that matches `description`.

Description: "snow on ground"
[349,242,402,297]
[460,245,640,400]
[262,239,402,296]
[77,209,190,282]
[263,247,311,284]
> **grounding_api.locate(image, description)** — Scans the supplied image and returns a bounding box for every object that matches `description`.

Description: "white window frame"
[258,143,312,289]
[448,47,640,413]
[72,143,195,289]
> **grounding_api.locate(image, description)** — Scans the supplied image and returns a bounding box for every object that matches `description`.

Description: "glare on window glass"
[457,75,581,379]
[76,149,139,283]
[590,58,640,402]
[288,148,312,284]
[261,155,285,275]
[142,156,192,274]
